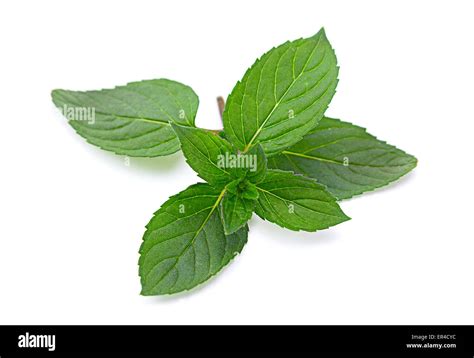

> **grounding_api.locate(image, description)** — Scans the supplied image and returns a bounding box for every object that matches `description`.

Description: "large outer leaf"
[254,170,349,232]
[268,117,417,200]
[52,79,198,157]
[139,183,247,295]
[223,28,338,157]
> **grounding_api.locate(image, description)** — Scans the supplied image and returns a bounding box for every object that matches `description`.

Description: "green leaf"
[52,79,198,157]
[220,192,255,235]
[268,117,418,200]
[243,144,267,184]
[241,183,259,200]
[172,125,268,187]
[171,124,234,186]
[224,144,268,184]
[139,183,248,295]
[223,28,338,157]
[254,170,350,231]
[225,179,257,198]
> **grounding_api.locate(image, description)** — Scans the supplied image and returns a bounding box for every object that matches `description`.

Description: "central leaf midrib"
[256,186,343,219]
[95,111,172,126]
[243,35,324,153]
[282,151,412,168]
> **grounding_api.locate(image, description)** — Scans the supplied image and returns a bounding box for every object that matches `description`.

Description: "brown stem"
[217,96,225,123]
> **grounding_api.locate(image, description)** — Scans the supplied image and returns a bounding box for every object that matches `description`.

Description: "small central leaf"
[172,124,268,187]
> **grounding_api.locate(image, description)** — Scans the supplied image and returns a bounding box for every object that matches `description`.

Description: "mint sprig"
[52,28,417,295]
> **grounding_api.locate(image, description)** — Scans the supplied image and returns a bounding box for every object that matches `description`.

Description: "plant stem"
[217,96,225,123]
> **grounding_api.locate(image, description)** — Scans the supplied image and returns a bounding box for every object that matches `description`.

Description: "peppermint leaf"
[223,28,338,156]
[139,183,248,295]
[171,124,234,186]
[254,170,350,231]
[52,79,198,157]
[224,144,268,184]
[241,183,259,200]
[226,179,259,200]
[243,144,267,184]
[220,192,256,235]
[172,125,268,187]
[268,117,417,200]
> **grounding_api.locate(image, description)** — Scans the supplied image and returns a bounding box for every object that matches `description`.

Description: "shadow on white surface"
[250,215,344,246]
[52,106,186,174]
[125,152,185,173]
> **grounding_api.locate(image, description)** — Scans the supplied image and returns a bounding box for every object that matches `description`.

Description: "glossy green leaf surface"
[220,192,256,235]
[269,117,417,199]
[52,79,198,157]
[172,124,234,186]
[173,125,268,187]
[223,28,338,156]
[254,170,350,231]
[139,183,248,295]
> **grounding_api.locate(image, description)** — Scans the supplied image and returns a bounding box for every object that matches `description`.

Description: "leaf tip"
[341,212,351,223]
[50,89,64,105]
[316,27,327,39]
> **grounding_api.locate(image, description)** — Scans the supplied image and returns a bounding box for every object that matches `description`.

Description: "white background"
[1,0,473,324]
